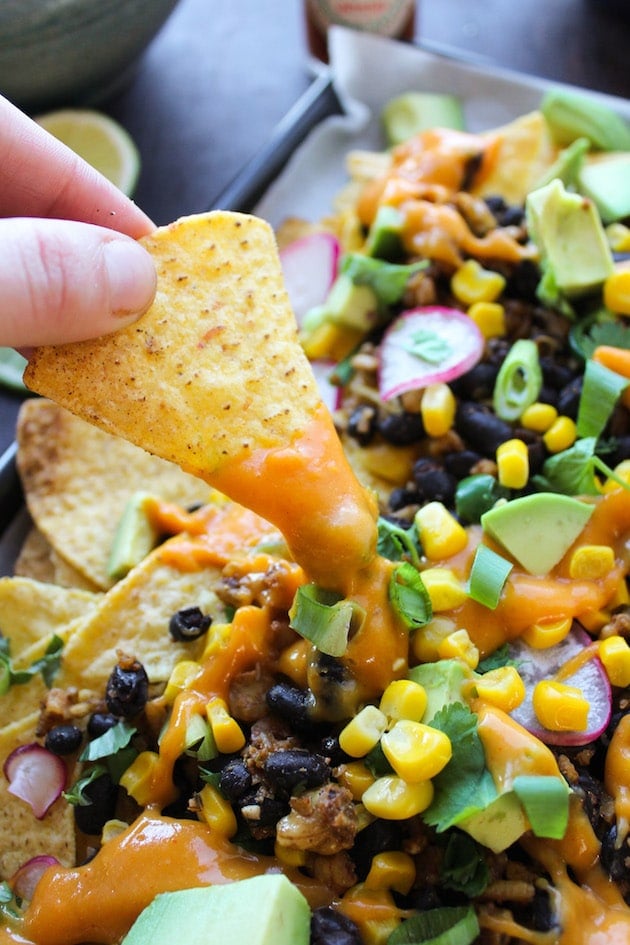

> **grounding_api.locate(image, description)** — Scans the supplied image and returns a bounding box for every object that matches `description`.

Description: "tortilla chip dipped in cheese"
[24,211,378,592]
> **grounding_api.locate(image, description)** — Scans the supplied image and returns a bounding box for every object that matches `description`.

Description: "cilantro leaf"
[0,634,63,694]
[440,831,490,896]
[571,315,630,360]
[63,764,108,806]
[422,702,496,832]
[80,720,136,762]
[541,436,628,495]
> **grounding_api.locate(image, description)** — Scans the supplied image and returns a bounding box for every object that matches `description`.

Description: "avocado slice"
[107,491,160,581]
[382,91,465,147]
[535,136,589,190]
[458,791,528,854]
[541,88,630,151]
[578,152,630,223]
[480,492,594,576]
[365,205,405,261]
[526,178,614,298]
[303,272,378,332]
[122,874,311,945]
[408,659,469,723]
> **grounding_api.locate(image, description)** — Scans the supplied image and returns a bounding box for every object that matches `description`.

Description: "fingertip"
[101,236,157,325]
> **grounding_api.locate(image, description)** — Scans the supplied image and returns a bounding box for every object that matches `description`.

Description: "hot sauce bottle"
[304,0,417,62]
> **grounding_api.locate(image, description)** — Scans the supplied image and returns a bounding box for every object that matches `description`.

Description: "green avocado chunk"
[541,88,630,151]
[408,659,468,723]
[365,205,405,260]
[304,272,378,332]
[526,178,614,298]
[121,874,311,945]
[107,491,160,581]
[382,91,465,146]
[577,152,630,224]
[480,492,594,576]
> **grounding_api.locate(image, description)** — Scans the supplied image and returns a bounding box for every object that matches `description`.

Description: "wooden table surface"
[1,0,630,458]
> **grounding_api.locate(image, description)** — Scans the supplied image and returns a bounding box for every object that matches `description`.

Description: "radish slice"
[508,625,611,746]
[11,855,59,900]
[279,232,340,326]
[311,359,342,414]
[3,744,67,819]
[378,306,484,402]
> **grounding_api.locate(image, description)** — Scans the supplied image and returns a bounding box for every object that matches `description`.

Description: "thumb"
[0,217,157,348]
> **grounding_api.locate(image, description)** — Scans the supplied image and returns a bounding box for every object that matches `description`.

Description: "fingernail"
[102,237,157,321]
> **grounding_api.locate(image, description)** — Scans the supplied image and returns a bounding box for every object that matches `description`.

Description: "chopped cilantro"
[570,314,630,360]
[80,720,137,762]
[0,634,63,695]
[541,436,627,495]
[477,643,514,674]
[404,328,452,364]
[440,831,490,897]
[63,764,108,806]
[422,702,496,833]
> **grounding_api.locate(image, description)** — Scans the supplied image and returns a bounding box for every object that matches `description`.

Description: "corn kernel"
[119,751,160,806]
[569,544,615,581]
[362,775,434,820]
[379,679,427,723]
[609,577,630,608]
[420,383,456,438]
[603,459,630,493]
[101,819,128,844]
[364,851,416,895]
[412,616,458,663]
[578,609,610,633]
[162,660,202,704]
[360,442,416,485]
[205,697,246,753]
[197,782,238,837]
[473,666,526,712]
[276,638,310,687]
[302,320,364,361]
[521,616,572,649]
[599,635,630,688]
[606,223,630,253]
[520,402,558,433]
[450,259,506,306]
[274,840,307,867]
[437,628,479,669]
[496,438,529,489]
[338,761,377,800]
[381,719,452,782]
[419,567,468,612]
[340,885,399,945]
[543,415,577,453]
[339,705,388,758]
[415,502,468,560]
[532,680,589,732]
[603,262,630,316]
[467,301,505,339]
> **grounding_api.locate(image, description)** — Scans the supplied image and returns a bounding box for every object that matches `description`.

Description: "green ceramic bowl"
[0,0,181,113]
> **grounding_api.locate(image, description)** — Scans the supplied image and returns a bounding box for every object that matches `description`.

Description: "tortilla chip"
[475,110,558,204]
[16,398,212,591]
[24,211,321,482]
[56,545,226,691]
[14,526,101,591]
[0,576,99,661]
[0,713,76,879]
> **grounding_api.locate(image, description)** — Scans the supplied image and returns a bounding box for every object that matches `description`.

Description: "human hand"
[0,95,157,349]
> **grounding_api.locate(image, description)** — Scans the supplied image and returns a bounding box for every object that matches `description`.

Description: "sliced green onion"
[455,474,510,524]
[468,544,513,610]
[377,517,421,566]
[493,339,542,421]
[389,562,432,630]
[184,714,218,762]
[577,357,629,438]
[289,584,365,657]
[387,905,479,945]
[512,774,570,839]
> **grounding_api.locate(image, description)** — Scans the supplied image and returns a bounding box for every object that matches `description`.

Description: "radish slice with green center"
[279,232,340,326]
[3,743,67,819]
[508,624,611,746]
[310,359,341,414]
[378,306,484,401]
[11,855,59,900]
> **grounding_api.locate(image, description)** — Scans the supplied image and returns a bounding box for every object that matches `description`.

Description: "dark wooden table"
[1,0,630,458]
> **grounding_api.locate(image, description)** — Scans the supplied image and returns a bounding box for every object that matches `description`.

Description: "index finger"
[0,95,154,239]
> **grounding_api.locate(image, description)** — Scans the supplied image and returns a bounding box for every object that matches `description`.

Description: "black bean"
[350,818,404,878]
[44,724,83,756]
[450,362,498,400]
[412,457,457,505]
[311,907,362,945]
[388,486,422,512]
[377,411,425,445]
[505,259,541,303]
[540,357,575,391]
[266,681,313,729]
[513,888,558,932]
[455,402,513,457]
[219,758,252,802]
[526,438,547,477]
[169,606,212,642]
[87,712,118,738]
[443,449,482,480]
[556,376,583,419]
[264,749,331,796]
[73,771,118,835]
[318,734,349,767]
[537,385,559,408]
[347,405,378,446]
[238,791,288,828]
[105,659,149,718]
[605,435,630,468]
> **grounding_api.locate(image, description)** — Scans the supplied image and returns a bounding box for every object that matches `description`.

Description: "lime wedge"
[0,348,28,392]
[36,109,141,196]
